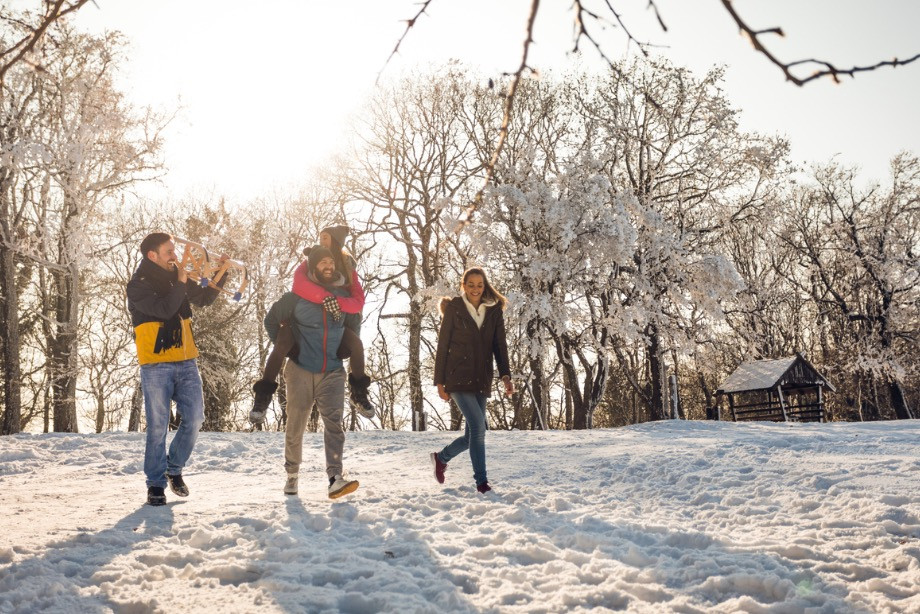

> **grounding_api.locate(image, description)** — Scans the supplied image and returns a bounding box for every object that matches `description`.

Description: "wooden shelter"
[716,354,835,422]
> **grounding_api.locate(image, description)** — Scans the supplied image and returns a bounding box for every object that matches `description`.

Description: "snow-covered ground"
[1,421,918,613]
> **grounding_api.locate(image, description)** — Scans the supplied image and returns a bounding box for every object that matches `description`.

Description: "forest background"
[1,1,918,436]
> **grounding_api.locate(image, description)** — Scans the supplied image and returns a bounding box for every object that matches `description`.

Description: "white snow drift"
[1,421,918,613]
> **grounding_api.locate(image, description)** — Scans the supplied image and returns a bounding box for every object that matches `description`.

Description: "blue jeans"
[438,392,488,486]
[141,359,205,488]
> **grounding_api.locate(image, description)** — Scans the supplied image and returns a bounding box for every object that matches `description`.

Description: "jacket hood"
[440,294,497,316]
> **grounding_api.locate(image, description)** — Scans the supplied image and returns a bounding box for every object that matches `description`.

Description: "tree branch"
[719,0,920,85]
[0,0,93,84]
[455,0,540,231]
[378,0,436,82]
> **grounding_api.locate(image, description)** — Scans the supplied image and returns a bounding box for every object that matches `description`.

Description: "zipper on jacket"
[322,309,328,372]
[466,302,486,390]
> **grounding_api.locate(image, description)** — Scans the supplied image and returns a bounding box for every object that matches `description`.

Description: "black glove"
[323,295,343,321]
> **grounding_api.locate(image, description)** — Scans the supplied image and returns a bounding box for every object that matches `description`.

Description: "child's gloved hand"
[323,295,343,321]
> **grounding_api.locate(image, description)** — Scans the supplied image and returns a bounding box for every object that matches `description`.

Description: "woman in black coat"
[431,267,514,493]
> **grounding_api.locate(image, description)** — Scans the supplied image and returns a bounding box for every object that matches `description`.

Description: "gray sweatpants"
[283,361,346,479]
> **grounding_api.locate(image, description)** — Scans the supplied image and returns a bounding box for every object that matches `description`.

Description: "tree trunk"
[201,374,224,432]
[554,335,588,430]
[0,101,24,435]
[43,384,51,433]
[889,379,914,420]
[50,265,79,433]
[867,375,882,421]
[408,290,425,431]
[571,372,590,430]
[94,393,105,433]
[647,327,666,421]
[564,386,573,430]
[128,379,141,432]
[0,232,21,435]
[525,350,545,430]
[586,356,608,429]
[0,165,22,435]
[700,373,716,420]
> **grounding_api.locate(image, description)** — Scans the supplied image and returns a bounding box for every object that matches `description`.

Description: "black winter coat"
[126,258,221,365]
[434,296,511,396]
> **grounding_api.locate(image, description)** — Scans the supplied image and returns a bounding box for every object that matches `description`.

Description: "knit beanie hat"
[321,225,349,249]
[307,245,334,274]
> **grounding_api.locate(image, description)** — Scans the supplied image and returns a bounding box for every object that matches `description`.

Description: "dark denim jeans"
[438,392,488,486]
[140,359,205,488]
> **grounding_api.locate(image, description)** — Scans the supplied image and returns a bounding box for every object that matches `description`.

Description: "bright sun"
[61,0,920,201]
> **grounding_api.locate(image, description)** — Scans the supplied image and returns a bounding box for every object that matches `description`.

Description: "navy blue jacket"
[265,291,345,373]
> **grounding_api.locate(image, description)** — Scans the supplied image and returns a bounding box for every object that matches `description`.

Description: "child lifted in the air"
[250,225,375,424]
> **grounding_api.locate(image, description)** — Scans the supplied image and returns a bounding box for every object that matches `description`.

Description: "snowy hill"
[1,421,918,613]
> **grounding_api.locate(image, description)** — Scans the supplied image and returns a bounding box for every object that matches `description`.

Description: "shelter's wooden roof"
[718,354,835,394]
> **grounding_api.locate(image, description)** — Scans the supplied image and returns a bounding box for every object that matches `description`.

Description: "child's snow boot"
[250,379,278,424]
[348,374,376,419]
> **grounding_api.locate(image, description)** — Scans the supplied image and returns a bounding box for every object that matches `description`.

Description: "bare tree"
[44,30,163,432]
[78,208,153,432]
[337,66,482,431]
[390,2,918,226]
[2,5,94,434]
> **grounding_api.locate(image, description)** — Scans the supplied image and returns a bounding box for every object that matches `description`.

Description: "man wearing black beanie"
[265,245,359,499]
[308,245,335,274]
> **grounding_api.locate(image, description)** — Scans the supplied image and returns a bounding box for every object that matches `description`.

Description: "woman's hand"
[437,384,449,402]
[502,376,514,397]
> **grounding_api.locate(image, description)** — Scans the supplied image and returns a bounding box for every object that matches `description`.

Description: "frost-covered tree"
[778,157,919,420]
[467,76,586,430]
[78,210,152,432]
[0,1,92,85]
[475,153,637,429]
[167,199,264,432]
[576,60,785,421]
[431,62,785,428]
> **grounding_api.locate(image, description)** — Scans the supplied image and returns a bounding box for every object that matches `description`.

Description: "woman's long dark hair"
[461,267,507,309]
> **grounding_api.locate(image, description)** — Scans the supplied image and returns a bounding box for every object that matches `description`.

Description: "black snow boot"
[167,474,189,497]
[249,379,278,424]
[348,374,376,419]
[147,486,166,506]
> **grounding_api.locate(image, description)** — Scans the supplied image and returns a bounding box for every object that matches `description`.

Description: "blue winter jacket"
[265,290,345,373]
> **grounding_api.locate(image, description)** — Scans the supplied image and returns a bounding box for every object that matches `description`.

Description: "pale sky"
[56,0,920,201]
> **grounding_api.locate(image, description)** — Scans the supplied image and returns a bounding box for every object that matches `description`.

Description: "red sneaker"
[430,452,447,484]
[476,482,492,494]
